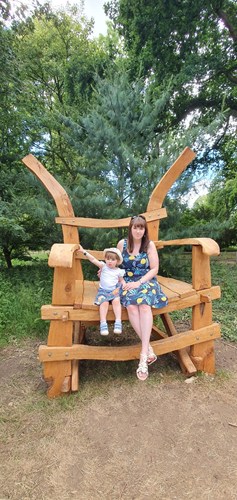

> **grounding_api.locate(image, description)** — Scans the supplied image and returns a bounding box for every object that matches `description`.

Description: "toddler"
[79,245,125,335]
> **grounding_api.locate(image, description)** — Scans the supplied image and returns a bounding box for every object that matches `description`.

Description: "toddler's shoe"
[114,320,122,334]
[100,322,109,336]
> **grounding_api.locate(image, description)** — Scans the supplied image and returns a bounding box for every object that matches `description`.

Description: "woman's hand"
[122,281,140,291]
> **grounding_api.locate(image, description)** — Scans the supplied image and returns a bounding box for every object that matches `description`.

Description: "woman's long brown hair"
[127,216,149,253]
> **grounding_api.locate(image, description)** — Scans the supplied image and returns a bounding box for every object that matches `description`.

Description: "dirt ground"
[0,333,237,500]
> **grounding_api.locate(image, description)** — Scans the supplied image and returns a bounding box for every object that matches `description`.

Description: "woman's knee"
[127,305,139,317]
[139,304,152,315]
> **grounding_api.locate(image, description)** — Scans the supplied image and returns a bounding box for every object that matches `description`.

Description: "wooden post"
[190,245,215,373]
[44,320,73,397]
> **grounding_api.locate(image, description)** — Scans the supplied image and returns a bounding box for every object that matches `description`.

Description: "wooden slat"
[151,324,167,339]
[75,278,181,306]
[82,280,99,310]
[39,323,220,362]
[55,208,167,228]
[76,250,104,260]
[41,285,220,321]
[74,280,84,309]
[158,276,196,298]
[159,284,179,301]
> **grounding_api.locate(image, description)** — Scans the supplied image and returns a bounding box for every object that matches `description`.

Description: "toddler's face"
[105,254,118,268]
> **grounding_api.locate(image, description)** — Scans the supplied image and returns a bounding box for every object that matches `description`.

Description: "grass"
[0,254,52,346]
[0,252,236,347]
[168,255,237,343]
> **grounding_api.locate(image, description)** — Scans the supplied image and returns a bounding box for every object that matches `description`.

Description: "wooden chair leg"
[71,321,86,392]
[44,361,71,398]
[190,302,215,374]
[41,320,74,397]
[160,313,197,376]
[190,340,215,374]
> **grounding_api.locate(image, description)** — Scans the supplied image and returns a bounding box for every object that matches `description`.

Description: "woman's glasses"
[131,214,146,220]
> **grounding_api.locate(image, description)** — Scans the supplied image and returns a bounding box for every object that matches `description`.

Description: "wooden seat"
[22,147,221,398]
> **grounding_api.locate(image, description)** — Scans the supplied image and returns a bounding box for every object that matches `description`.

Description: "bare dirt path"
[0,337,237,500]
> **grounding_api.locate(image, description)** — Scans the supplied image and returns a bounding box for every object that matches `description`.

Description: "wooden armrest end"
[48,243,79,268]
[156,238,220,256]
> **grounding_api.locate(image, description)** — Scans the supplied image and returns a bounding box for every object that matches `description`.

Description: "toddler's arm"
[79,245,104,269]
[118,271,126,288]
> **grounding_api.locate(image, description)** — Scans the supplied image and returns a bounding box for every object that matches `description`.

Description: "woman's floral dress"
[120,240,168,308]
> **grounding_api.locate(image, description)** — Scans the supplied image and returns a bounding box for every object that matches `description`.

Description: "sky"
[50,0,108,36]
[11,0,109,36]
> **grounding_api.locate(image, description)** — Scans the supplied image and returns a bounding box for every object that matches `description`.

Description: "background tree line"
[0,0,236,268]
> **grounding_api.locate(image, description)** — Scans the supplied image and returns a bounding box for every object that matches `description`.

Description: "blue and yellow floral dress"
[120,240,168,308]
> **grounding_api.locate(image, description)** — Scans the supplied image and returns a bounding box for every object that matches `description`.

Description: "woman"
[117,215,168,381]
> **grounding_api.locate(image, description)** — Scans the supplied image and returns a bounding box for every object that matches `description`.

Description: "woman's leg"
[127,304,153,380]
[138,304,153,356]
[127,304,153,354]
[127,305,142,340]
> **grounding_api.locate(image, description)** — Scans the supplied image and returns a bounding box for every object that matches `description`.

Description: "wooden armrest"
[155,238,220,256]
[48,243,79,268]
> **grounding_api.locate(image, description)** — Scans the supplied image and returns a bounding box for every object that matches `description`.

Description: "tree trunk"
[3,246,12,268]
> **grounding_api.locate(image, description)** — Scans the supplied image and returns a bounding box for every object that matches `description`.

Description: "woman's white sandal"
[147,346,157,366]
[136,354,148,381]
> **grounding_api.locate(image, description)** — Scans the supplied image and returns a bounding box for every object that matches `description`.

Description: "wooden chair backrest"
[22,147,196,266]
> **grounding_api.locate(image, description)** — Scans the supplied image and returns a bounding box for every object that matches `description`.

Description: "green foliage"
[182,169,237,249]
[0,257,52,346]
[211,260,237,342]
[13,3,114,174]
[107,0,236,108]
[0,0,236,263]
[63,70,175,251]
[64,70,213,235]
[106,0,237,170]
[0,164,61,267]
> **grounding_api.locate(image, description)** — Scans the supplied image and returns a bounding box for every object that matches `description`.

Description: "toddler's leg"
[99,302,109,336]
[112,297,122,334]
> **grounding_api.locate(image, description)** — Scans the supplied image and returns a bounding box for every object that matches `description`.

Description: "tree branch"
[212,4,237,42]
[172,96,237,126]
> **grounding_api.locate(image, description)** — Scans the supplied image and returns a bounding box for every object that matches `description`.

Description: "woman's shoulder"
[117,239,125,251]
[147,240,156,252]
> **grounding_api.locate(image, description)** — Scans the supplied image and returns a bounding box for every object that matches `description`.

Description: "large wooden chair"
[22,147,221,398]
